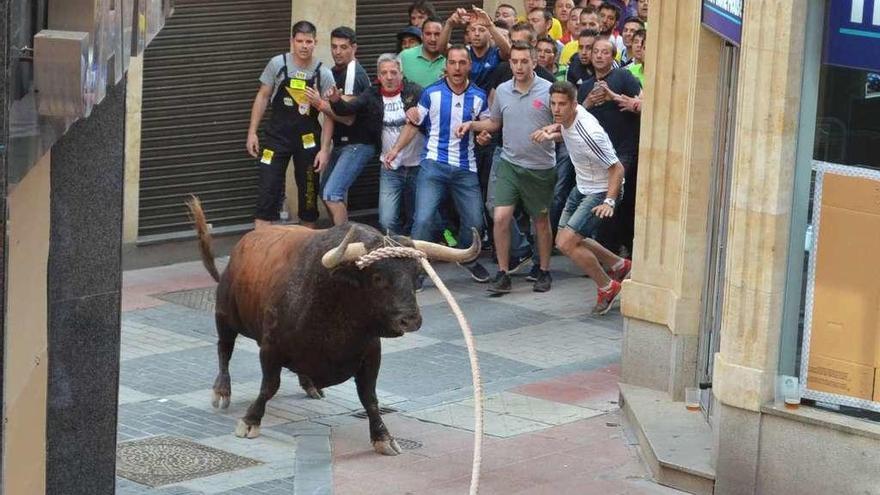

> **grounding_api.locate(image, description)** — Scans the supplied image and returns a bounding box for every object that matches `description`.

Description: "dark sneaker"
[609,259,632,282]
[524,264,541,282]
[592,280,623,315]
[487,271,512,294]
[459,261,491,283]
[415,274,426,293]
[532,270,552,292]
[508,252,533,275]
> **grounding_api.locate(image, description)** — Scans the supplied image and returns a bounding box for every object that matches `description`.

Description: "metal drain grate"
[395,438,423,450]
[116,435,262,487]
[154,287,217,312]
[350,406,398,418]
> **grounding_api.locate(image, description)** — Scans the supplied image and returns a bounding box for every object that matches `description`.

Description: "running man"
[532,81,631,314]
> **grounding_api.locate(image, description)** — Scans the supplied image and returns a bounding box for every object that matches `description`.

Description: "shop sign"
[701,0,743,46]
[825,0,880,72]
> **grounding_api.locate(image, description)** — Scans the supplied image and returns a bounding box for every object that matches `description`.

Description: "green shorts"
[494,157,557,217]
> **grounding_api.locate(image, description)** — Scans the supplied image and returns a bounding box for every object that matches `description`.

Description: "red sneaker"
[592,280,622,315]
[609,259,632,282]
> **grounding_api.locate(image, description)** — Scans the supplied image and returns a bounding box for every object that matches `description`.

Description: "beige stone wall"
[2,152,51,495]
[123,56,144,243]
[712,1,808,413]
[620,0,723,396]
[622,0,722,337]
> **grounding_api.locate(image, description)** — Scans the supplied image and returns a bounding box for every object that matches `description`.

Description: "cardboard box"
[809,173,880,369]
[807,173,880,403]
[875,369,880,403]
[807,354,875,400]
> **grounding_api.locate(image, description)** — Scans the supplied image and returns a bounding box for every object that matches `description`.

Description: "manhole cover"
[351,406,397,419]
[155,287,216,312]
[396,438,423,450]
[116,436,261,487]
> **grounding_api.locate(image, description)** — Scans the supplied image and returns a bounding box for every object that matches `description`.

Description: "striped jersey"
[561,106,620,195]
[412,79,490,172]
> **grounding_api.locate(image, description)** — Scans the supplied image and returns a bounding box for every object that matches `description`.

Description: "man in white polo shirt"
[532,80,631,315]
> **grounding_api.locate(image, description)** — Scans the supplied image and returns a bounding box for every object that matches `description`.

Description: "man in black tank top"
[246,20,337,229]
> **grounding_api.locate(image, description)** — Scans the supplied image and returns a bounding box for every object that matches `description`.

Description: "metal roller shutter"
[138,0,290,239]
[347,0,482,214]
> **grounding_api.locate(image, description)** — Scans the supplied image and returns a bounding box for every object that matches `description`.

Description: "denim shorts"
[321,143,377,202]
[558,188,607,239]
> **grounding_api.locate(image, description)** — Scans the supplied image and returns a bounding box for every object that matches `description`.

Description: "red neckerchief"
[379,81,403,97]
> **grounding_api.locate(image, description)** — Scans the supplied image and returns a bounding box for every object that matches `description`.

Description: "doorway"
[697,42,739,415]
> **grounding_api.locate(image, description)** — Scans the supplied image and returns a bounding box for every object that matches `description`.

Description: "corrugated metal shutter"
[347,0,482,213]
[138,0,290,238]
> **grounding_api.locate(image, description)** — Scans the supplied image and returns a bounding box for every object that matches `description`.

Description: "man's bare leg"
[556,228,612,287]
[533,213,553,271]
[581,237,623,269]
[326,201,348,226]
[493,205,516,272]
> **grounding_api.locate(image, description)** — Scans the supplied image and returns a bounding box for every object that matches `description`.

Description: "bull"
[187,198,479,455]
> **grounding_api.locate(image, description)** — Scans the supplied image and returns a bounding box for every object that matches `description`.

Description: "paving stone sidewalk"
[116,253,684,494]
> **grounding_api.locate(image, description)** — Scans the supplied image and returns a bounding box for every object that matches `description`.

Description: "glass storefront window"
[781,1,880,419]
[814,66,880,169]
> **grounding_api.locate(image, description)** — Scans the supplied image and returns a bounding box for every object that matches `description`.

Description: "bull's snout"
[394,311,422,335]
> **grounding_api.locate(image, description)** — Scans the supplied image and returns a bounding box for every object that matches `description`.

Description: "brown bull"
[187,197,479,455]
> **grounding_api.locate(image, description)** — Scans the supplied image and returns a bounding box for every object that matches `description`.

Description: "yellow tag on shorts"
[261,149,274,164]
[301,133,316,149]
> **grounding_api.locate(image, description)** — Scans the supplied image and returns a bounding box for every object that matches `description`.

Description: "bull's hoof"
[211,391,230,409]
[372,438,402,456]
[235,419,261,439]
[305,387,325,400]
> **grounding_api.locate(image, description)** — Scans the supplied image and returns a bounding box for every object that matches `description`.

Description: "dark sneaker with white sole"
[459,261,491,283]
[487,271,512,294]
[532,270,552,292]
[507,252,533,275]
[524,264,541,282]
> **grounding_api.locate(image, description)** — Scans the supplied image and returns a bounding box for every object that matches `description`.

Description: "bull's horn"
[321,228,368,269]
[412,228,481,263]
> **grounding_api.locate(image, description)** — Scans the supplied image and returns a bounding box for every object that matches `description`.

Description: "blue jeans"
[321,143,377,202]
[412,159,484,248]
[559,188,607,239]
[485,148,532,259]
[379,165,420,236]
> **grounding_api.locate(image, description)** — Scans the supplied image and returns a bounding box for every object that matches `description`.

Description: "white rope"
[419,258,483,495]
[356,246,484,495]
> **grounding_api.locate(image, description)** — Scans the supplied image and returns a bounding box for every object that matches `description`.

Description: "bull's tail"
[186,195,221,283]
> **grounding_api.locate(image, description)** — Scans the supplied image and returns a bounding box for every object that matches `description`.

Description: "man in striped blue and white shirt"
[385,44,492,283]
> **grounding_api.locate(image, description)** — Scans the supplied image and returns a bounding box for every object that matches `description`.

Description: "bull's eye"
[371,272,389,289]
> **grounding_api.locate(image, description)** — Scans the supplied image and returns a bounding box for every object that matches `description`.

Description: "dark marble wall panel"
[0,0,9,483]
[46,81,125,495]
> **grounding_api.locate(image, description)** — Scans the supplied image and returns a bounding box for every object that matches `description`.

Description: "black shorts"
[254,139,320,223]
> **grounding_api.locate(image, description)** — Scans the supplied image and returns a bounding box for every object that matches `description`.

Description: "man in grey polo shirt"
[456,41,556,295]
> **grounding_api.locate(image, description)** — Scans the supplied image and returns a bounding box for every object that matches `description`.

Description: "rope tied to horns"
[354,246,425,269]
[354,241,485,495]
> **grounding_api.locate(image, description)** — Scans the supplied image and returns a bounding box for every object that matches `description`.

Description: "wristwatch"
[603,198,616,208]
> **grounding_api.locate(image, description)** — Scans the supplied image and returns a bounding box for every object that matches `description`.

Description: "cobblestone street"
[116,252,684,494]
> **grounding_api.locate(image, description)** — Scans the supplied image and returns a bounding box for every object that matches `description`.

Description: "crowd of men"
[246,0,647,315]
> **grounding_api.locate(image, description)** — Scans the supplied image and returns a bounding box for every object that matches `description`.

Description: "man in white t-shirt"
[532,80,630,315]
[329,53,424,235]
